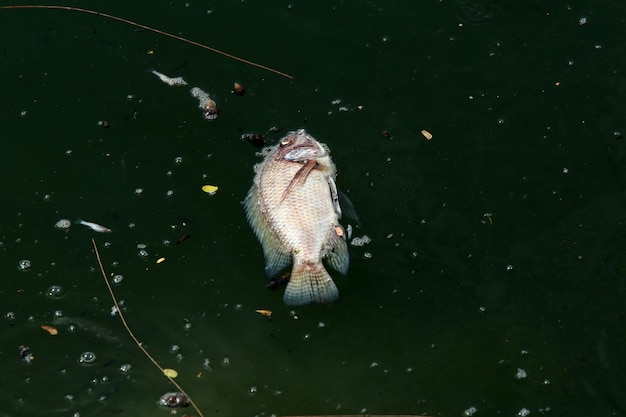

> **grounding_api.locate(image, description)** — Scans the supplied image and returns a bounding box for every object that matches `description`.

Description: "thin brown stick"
[1,4,294,80]
[91,238,204,417]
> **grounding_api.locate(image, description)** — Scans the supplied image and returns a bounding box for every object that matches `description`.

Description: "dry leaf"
[41,325,58,335]
[201,185,219,195]
[255,309,272,318]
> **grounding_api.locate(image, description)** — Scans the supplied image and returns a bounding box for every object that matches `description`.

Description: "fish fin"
[327,176,342,217]
[325,226,350,275]
[283,261,338,306]
[244,185,292,277]
[280,159,318,204]
[263,246,292,278]
[338,190,359,224]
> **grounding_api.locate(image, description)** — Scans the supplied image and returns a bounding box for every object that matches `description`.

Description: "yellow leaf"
[163,368,178,378]
[201,185,219,195]
[41,325,58,335]
[255,309,272,318]
[421,129,433,140]
[156,257,166,264]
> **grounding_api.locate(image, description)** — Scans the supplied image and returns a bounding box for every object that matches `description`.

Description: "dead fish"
[75,218,112,233]
[190,87,218,120]
[150,69,188,86]
[244,129,350,306]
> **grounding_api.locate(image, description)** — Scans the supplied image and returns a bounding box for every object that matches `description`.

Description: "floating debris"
[232,82,245,95]
[41,325,58,335]
[19,345,34,363]
[190,87,218,120]
[241,132,266,147]
[421,129,433,140]
[159,392,189,408]
[201,184,219,195]
[156,257,166,264]
[350,235,371,247]
[150,69,188,86]
[255,309,273,319]
[163,368,178,378]
[54,219,71,230]
[175,234,192,245]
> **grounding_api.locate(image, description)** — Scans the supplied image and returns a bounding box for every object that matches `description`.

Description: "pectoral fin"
[324,225,350,275]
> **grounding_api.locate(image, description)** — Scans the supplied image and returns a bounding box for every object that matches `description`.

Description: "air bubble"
[463,406,478,416]
[54,219,72,230]
[515,368,528,379]
[78,351,96,365]
[53,310,63,318]
[166,190,174,197]
[363,252,373,259]
[317,321,326,328]
[222,357,230,366]
[517,408,530,417]
[174,156,183,165]
[112,274,124,284]
[505,264,514,271]
[138,249,149,258]
[248,386,258,394]
[18,259,31,271]
[46,285,64,298]
[118,364,132,374]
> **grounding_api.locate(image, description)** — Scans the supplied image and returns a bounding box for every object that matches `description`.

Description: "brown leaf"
[41,325,58,335]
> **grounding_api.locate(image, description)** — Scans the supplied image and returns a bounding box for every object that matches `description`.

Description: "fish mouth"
[277,130,326,162]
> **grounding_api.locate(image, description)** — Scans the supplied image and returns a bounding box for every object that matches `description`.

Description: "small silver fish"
[75,218,112,233]
[244,129,350,306]
[150,69,188,86]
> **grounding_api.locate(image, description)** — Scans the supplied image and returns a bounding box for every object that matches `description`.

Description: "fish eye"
[280,138,291,147]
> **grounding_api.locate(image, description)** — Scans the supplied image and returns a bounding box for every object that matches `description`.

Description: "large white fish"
[244,129,350,306]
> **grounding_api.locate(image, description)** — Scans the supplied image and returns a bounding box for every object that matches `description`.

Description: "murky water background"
[1,1,625,416]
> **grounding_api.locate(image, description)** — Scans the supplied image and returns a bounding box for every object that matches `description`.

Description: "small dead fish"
[150,69,188,86]
[190,87,218,120]
[244,129,350,306]
[75,218,112,233]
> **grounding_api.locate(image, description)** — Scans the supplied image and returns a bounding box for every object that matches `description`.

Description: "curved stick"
[91,238,205,417]
[1,4,294,79]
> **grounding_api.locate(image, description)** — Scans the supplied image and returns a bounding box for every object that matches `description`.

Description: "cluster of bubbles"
[46,285,64,298]
[17,259,31,271]
[78,351,96,365]
[350,235,371,247]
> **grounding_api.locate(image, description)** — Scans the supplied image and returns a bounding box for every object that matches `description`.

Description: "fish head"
[276,129,328,162]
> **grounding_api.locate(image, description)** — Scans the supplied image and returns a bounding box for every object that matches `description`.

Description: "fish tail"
[283,260,338,306]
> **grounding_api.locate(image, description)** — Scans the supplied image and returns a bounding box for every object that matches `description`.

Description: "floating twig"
[91,238,204,417]
[1,5,294,80]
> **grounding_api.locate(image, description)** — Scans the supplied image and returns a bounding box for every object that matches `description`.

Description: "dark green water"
[1,1,625,416]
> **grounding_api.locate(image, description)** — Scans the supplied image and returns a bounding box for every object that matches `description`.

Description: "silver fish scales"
[244,129,349,306]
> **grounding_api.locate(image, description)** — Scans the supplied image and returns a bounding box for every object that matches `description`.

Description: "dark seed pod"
[232,82,245,95]
[159,392,189,408]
